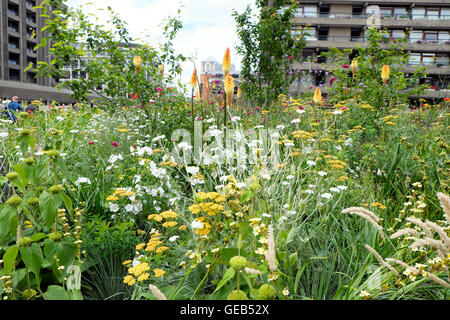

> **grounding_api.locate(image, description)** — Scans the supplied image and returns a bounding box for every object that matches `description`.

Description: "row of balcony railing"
[305,35,450,44]
[295,12,450,20]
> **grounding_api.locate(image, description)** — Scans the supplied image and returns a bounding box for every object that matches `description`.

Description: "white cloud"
[66,0,257,89]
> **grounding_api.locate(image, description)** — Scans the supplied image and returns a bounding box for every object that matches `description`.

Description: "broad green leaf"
[213,267,235,293]
[20,243,43,284]
[3,246,19,274]
[43,285,69,300]
[0,205,18,238]
[39,192,63,229]
[30,233,46,242]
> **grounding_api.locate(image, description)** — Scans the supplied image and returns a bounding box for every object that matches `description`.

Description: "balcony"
[302,36,450,52]
[293,12,450,29]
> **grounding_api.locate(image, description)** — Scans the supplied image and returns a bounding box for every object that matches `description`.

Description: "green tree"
[233,0,306,108]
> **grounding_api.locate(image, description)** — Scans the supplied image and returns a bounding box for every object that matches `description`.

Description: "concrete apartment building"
[0,0,79,103]
[290,0,450,99]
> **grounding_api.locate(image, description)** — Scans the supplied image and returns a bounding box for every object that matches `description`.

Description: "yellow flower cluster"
[160,160,178,167]
[124,262,150,285]
[327,159,347,170]
[106,188,135,201]
[371,202,387,210]
[291,130,315,140]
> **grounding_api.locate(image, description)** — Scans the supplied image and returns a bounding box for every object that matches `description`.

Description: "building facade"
[0,0,81,103]
[290,0,450,99]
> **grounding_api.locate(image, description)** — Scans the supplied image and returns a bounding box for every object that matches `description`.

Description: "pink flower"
[256,107,261,111]
[329,76,336,85]
[111,141,118,147]
[196,117,202,121]
[89,142,94,145]
[342,64,350,68]
[133,145,137,149]
[156,87,163,93]
[289,55,295,61]
[341,107,347,111]
[298,105,304,110]
[247,111,252,115]
[263,118,267,124]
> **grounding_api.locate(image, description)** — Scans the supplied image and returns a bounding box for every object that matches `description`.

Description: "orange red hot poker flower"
[190,68,198,88]
[381,65,390,85]
[313,88,323,106]
[223,48,231,76]
[224,73,234,106]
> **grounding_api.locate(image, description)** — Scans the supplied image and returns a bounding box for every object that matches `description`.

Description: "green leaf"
[54,156,70,179]
[20,243,43,284]
[43,285,69,300]
[30,233,47,242]
[62,193,73,217]
[3,246,19,274]
[0,205,18,238]
[240,189,253,203]
[0,176,7,185]
[213,267,235,293]
[220,248,239,265]
[39,192,63,229]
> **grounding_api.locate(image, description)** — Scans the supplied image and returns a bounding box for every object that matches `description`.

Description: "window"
[8,53,20,65]
[409,53,421,65]
[380,7,394,18]
[424,31,439,42]
[394,7,408,18]
[319,5,330,17]
[8,20,19,33]
[436,56,449,67]
[317,28,329,41]
[295,5,318,17]
[9,69,20,81]
[302,50,314,62]
[410,30,423,43]
[7,3,19,16]
[293,27,316,41]
[26,11,36,24]
[27,73,37,83]
[392,30,406,39]
[27,42,36,54]
[412,7,448,20]
[8,36,20,49]
[351,28,364,42]
[422,54,435,65]
[409,53,437,66]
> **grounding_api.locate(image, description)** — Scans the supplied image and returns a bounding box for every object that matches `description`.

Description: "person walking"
[2,96,24,122]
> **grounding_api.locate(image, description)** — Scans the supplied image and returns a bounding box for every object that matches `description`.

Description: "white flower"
[152,135,165,142]
[336,145,342,151]
[321,193,333,199]
[286,175,294,180]
[0,132,9,138]
[296,110,305,114]
[329,187,340,193]
[337,185,348,190]
[344,138,353,147]
[304,189,314,194]
[287,210,296,216]
[108,154,123,164]
[177,142,192,151]
[306,160,316,166]
[109,203,120,212]
[191,220,204,229]
[169,236,179,242]
[333,110,342,115]
[56,116,64,121]
[75,177,91,185]
[186,166,200,175]
[137,146,153,157]
[318,171,327,176]
[291,118,301,124]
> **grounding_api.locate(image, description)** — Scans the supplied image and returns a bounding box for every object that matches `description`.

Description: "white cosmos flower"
[108,154,123,164]
[318,171,327,176]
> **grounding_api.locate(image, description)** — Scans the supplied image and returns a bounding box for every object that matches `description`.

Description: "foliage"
[233,1,306,107]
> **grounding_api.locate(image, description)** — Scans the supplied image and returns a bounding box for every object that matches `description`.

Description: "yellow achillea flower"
[123,275,135,286]
[153,268,166,278]
[155,246,169,253]
[179,225,187,231]
[160,211,178,219]
[133,55,142,73]
[381,65,390,84]
[122,260,132,266]
[224,73,234,106]
[162,221,178,228]
[313,88,322,106]
[190,68,198,87]
[106,195,119,201]
[136,243,146,251]
[222,48,231,75]
[137,272,150,282]
[148,214,163,222]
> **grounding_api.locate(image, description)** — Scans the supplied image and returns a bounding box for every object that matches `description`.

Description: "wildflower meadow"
[0,0,449,303]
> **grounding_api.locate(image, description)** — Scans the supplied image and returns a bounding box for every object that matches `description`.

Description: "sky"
[65,0,258,88]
